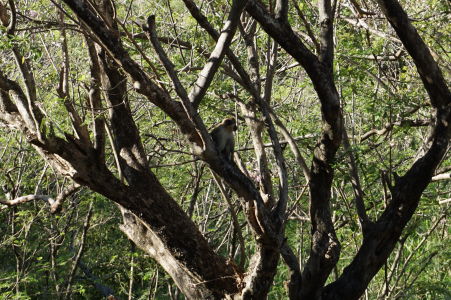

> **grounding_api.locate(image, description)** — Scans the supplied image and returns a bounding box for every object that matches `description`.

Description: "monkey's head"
[223,118,237,132]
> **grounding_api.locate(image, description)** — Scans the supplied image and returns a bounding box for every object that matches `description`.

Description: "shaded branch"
[342,128,371,231]
[375,0,451,108]
[323,0,451,297]
[245,2,343,295]
[291,0,321,53]
[85,36,106,159]
[0,183,80,213]
[361,119,430,141]
[210,170,246,269]
[187,0,248,108]
[58,10,91,146]
[61,0,203,151]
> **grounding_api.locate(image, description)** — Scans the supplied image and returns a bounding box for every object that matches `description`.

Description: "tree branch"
[323,0,451,297]
[375,0,451,108]
[318,0,334,68]
[342,128,371,231]
[361,119,430,141]
[245,2,343,296]
[431,173,450,181]
[58,10,91,146]
[61,0,203,151]
[0,194,55,207]
[85,36,106,160]
[188,0,248,108]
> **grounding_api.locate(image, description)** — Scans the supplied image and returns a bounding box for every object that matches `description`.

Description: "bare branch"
[61,0,204,151]
[237,20,275,206]
[0,194,55,207]
[85,36,106,159]
[0,71,41,139]
[144,16,190,107]
[188,0,248,108]
[144,15,219,158]
[342,128,371,231]
[324,1,450,296]
[431,173,450,181]
[58,10,91,146]
[275,0,289,21]
[361,119,430,141]
[246,3,343,294]
[342,17,401,44]
[291,0,321,53]
[318,0,334,67]
[0,183,80,213]
[375,0,451,108]
[50,183,81,213]
[239,102,275,206]
[348,0,376,15]
[210,170,246,269]
[181,0,289,222]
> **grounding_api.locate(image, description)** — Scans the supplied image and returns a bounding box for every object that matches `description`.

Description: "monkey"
[210,118,237,161]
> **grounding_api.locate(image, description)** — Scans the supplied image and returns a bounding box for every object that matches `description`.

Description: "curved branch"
[323,0,451,298]
[188,0,248,108]
[376,0,450,108]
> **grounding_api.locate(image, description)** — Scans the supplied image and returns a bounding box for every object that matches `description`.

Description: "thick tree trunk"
[1,0,449,299]
[119,206,239,299]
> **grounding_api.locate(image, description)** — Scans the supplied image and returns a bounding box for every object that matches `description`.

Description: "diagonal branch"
[245,1,343,296]
[145,16,190,104]
[85,36,106,159]
[0,4,44,140]
[58,9,91,146]
[323,0,450,298]
[361,119,430,141]
[61,0,203,150]
[342,128,371,231]
[0,71,41,139]
[143,15,220,161]
[188,0,248,109]
[292,0,321,53]
[375,0,450,108]
[238,19,275,206]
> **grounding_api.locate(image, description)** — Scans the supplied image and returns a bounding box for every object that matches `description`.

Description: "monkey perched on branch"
[210,118,237,161]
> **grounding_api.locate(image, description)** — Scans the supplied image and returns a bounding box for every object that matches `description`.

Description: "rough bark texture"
[321,0,451,297]
[0,0,449,299]
[246,1,343,297]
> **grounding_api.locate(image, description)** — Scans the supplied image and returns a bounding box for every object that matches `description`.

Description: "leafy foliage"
[0,0,449,298]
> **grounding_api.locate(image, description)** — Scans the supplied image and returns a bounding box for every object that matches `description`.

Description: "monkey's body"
[210,118,237,161]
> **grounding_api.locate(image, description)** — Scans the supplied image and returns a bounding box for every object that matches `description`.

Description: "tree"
[0,0,449,299]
